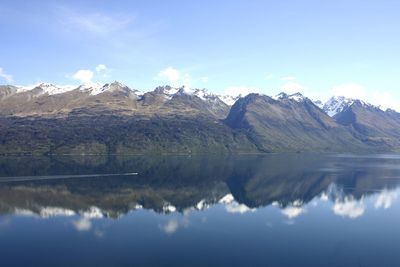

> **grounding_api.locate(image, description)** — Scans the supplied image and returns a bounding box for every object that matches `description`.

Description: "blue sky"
[1,0,400,108]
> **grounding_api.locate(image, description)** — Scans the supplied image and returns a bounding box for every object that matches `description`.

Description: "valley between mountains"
[0,81,399,155]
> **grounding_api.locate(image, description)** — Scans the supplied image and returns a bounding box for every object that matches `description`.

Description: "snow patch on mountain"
[78,82,104,95]
[15,81,138,96]
[154,86,181,99]
[9,82,244,106]
[218,194,255,214]
[156,86,234,106]
[219,95,240,105]
[88,81,137,96]
[191,88,216,101]
[288,92,306,102]
[17,83,77,95]
[313,100,324,109]
[190,88,230,105]
[273,92,307,102]
[323,96,355,117]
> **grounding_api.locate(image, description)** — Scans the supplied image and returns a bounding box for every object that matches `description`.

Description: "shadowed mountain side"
[334,101,400,151]
[0,116,257,155]
[225,94,371,152]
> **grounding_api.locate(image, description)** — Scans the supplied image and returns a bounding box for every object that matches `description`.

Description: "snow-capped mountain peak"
[154,86,234,106]
[272,92,288,100]
[77,82,104,95]
[15,81,138,97]
[154,85,181,99]
[91,81,131,95]
[288,92,306,102]
[322,96,355,117]
[190,88,227,104]
[273,92,306,102]
[218,95,239,106]
[7,81,240,106]
[191,88,211,101]
[17,83,76,95]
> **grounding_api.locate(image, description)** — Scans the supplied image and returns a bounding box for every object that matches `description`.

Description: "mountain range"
[0,81,399,154]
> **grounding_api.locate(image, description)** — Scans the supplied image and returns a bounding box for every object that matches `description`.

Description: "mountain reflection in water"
[0,154,399,219]
[1,154,400,267]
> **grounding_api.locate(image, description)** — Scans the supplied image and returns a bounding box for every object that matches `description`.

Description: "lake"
[0,153,400,267]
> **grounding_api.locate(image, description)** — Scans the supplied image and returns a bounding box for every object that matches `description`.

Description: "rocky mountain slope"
[0,82,255,154]
[225,93,370,152]
[0,82,399,154]
[333,100,400,150]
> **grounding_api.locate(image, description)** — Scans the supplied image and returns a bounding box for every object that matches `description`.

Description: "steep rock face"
[334,101,400,150]
[225,93,369,152]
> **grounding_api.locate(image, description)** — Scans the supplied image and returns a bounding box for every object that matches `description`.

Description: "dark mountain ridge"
[225,93,370,152]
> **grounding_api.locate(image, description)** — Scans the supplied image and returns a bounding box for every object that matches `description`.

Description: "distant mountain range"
[0,81,399,154]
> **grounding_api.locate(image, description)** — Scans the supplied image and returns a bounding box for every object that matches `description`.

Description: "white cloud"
[223,86,258,97]
[281,206,305,219]
[219,194,255,214]
[371,91,400,111]
[333,198,364,219]
[73,217,92,231]
[155,66,191,87]
[0,67,13,83]
[95,64,107,72]
[225,203,255,214]
[70,64,111,84]
[331,83,366,99]
[374,190,398,209]
[320,193,329,201]
[72,69,94,84]
[159,214,190,235]
[160,219,179,234]
[95,64,111,79]
[281,76,296,81]
[281,81,305,94]
[156,67,180,83]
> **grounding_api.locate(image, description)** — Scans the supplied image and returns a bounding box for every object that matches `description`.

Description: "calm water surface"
[0,154,400,267]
